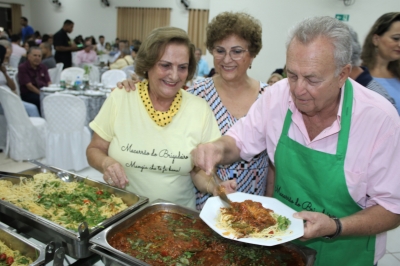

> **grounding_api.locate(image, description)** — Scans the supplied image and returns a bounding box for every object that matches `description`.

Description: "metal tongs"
[212,172,233,207]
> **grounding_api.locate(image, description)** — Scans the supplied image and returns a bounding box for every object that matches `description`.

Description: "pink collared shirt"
[226,78,400,263]
[75,49,97,65]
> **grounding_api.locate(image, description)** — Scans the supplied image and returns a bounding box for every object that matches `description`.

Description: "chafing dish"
[0,167,148,259]
[0,222,50,266]
[89,199,316,266]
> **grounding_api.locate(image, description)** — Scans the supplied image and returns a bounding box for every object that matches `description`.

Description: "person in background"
[105,42,112,52]
[0,45,40,117]
[10,34,26,57]
[20,17,34,43]
[131,45,140,60]
[42,34,55,56]
[110,48,133,70]
[39,42,56,69]
[33,31,42,45]
[18,47,51,115]
[53,19,82,69]
[112,38,119,49]
[90,35,97,50]
[87,27,236,209]
[347,25,395,106]
[192,16,400,266]
[97,35,106,52]
[75,38,97,66]
[361,12,400,114]
[110,40,127,63]
[130,39,141,51]
[267,73,283,85]
[194,48,209,78]
[117,12,269,211]
[19,40,37,65]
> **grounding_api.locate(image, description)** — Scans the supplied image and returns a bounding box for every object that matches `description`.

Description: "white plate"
[83,90,105,96]
[199,192,304,246]
[41,87,64,92]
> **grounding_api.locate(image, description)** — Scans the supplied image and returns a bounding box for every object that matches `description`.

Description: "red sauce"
[109,211,305,266]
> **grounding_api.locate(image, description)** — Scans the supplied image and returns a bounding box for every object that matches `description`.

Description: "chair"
[9,54,21,68]
[101,69,126,89]
[43,94,90,171]
[0,115,6,150]
[60,67,85,85]
[12,71,20,95]
[48,67,58,84]
[0,86,46,161]
[121,65,135,79]
[81,64,100,84]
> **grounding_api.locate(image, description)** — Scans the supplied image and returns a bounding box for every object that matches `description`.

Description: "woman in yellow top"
[109,48,134,70]
[87,27,236,209]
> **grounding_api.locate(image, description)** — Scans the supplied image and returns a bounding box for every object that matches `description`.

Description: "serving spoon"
[27,160,74,182]
[212,172,233,207]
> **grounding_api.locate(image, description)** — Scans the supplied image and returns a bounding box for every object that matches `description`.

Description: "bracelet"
[206,176,213,194]
[323,216,342,239]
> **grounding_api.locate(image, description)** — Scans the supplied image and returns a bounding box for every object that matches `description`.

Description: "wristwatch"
[323,216,342,239]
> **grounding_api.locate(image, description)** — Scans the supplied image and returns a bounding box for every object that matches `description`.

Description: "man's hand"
[216,179,237,196]
[293,211,337,241]
[115,79,139,92]
[191,142,224,175]
[101,157,129,189]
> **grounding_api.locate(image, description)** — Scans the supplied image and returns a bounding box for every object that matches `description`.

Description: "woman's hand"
[115,79,139,92]
[102,157,129,189]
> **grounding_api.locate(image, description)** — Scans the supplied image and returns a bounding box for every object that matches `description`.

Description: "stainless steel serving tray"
[0,222,47,266]
[89,199,317,266]
[0,167,148,259]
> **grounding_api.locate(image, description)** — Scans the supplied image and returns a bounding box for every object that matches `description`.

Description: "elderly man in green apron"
[192,16,400,266]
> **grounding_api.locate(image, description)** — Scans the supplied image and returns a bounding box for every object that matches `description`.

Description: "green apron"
[274,80,375,266]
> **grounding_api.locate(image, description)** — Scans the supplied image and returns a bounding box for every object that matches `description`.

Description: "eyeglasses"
[212,47,249,60]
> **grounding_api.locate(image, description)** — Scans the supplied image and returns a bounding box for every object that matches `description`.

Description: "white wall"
[12,0,399,81]
[209,0,400,82]
[27,0,209,44]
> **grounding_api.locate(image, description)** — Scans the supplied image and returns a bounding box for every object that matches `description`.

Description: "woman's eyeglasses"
[212,47,248,60]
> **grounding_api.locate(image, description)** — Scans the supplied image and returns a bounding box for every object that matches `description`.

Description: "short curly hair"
[135,27,196,82]
[206,12,262,57]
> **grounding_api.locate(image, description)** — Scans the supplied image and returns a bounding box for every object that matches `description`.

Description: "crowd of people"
[0,10,399,266]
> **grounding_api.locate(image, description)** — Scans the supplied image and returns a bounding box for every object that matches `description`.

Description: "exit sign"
[335,14,350,21]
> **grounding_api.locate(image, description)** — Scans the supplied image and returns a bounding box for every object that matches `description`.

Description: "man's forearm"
[26,83,41,94]
[341,205,400,236]
[216,135,242,165]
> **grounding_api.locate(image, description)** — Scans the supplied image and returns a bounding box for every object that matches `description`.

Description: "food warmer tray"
[89,199,317,266]
[0,167,148,259]
[0,222,53,265]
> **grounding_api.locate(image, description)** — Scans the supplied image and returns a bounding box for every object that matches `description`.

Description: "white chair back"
[0,115,6,150]
[60,67,85,85]
[43,94,90,171]
[121,65,135,79]
[48,67,58,84]
[0,86,46,160]
[9,55,21,68]
[101,69,126,89]
[81,64,100,84]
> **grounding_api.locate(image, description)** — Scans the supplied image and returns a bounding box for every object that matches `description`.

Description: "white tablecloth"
[40,89,107,128]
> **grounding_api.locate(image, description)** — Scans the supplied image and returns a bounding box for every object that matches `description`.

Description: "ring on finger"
[107,177,115,185]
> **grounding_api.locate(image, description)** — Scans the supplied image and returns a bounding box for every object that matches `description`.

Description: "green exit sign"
[335,14,350,21]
